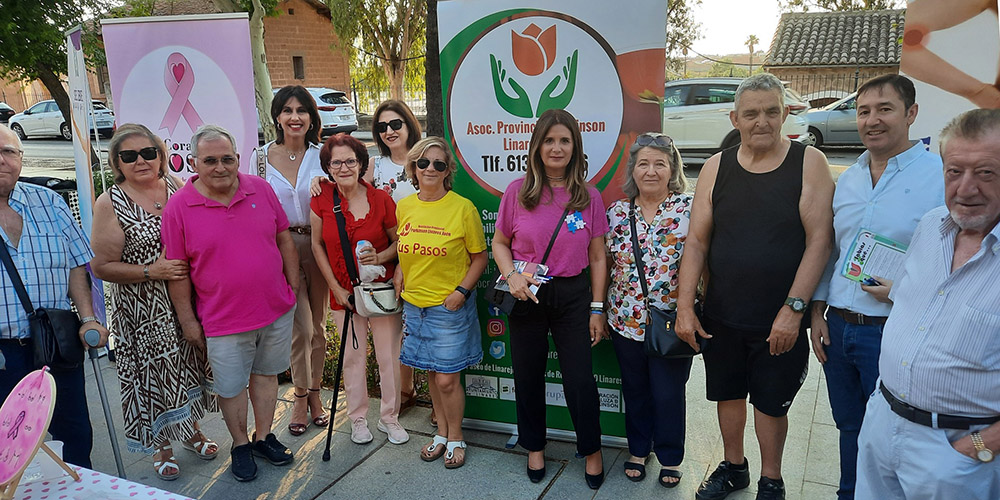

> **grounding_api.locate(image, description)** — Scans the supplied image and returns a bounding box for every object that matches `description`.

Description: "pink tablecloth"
[15,465,193,500]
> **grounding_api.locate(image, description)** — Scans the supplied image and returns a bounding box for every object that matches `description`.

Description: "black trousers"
[507,273,602,456]
[610,332,692,466]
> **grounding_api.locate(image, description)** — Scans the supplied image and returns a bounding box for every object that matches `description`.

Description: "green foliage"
[779,0,904,12]
[0,0,112,82]
[667,0,702,76]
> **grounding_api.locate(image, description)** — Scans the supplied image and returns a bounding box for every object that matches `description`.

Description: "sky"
[688,0,783,56]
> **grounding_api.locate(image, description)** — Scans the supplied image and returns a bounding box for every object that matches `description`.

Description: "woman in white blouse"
[250,85,330,436]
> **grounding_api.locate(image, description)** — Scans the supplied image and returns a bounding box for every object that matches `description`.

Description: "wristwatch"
[455,286,472,299]
[971,431,994,462]
[784,296,807,313]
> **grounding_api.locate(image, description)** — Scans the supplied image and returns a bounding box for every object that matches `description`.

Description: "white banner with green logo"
[440,0,667,443]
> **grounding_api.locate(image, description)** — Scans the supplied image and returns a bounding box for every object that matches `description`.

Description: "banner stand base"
[463,418,627,449]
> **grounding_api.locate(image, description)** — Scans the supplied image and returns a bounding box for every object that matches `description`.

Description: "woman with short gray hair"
[605,132,693,488]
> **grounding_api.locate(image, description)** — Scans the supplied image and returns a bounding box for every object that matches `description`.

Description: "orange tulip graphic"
[511,24,556,76]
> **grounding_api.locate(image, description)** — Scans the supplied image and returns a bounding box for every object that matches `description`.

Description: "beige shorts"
[206,307,295,398]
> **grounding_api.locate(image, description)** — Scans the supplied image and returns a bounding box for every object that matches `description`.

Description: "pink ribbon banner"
[159,52,204,135]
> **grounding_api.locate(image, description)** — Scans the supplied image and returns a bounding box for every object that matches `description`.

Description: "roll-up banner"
[101,13,257,178]
[440,0,667,443]
[65,25,97,235]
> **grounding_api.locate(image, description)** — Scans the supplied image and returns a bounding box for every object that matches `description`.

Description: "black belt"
[829,306,887,326]
[880,382,1000,429]
[0,338,31,347]
[288,226,311,235]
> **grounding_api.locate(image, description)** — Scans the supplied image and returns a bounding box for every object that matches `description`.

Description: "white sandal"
[421,435,448,462]
[181,433,219,460]
[444,440,467,469]
[153,444,179,481]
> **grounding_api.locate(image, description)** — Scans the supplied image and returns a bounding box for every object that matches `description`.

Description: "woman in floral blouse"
[605,132,692,488]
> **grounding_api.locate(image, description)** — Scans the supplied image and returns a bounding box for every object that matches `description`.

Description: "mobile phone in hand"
[862,277,881,286]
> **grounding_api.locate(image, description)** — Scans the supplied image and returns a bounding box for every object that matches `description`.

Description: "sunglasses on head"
[118,147,159,163]
[374,118,404,134]
[635,134,674,149]
[416,158,447,172]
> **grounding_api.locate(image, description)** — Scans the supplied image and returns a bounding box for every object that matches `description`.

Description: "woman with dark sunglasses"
[90,123,219,480]
[366,100,422,202]
[250,85,331,437]
[605,132,692,488]
[394,137,487,469]
[492,108,609,489]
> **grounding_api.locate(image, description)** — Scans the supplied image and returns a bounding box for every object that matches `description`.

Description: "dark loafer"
[527,465,546,483]
[251,432,294,466]
[659,468,683,488]
[624,461,646,482]
[230,443,257,482]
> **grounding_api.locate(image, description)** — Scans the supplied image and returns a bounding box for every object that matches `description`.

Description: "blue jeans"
[0,341,93,468]
[822,312,883,500]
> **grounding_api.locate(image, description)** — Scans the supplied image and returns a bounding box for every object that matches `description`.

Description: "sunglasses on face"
[634,134,674,149]
[118,147,159,163]
[374,118,404,134]
[416,158,447,172]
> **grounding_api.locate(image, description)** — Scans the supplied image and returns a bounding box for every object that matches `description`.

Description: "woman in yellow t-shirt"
[393,136,488,469]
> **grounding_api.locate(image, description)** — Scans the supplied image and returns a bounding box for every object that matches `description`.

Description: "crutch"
[84,329,126,478]
[322,297,355,461]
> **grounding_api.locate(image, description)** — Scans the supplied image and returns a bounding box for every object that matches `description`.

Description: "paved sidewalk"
[76,352,840,500]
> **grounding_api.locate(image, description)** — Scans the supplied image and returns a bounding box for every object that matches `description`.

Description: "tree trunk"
[424,0,442,136]
[250,0,275,144]
[36,62,71,126]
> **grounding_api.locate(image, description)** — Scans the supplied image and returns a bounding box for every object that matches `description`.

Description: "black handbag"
[628,200,706,358]
[485,205,571,314]
[0,238,84,371]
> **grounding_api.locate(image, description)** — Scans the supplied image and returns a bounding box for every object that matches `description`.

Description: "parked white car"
[258,87,358,144]
[9,99,115,140]
[663,77,810,157]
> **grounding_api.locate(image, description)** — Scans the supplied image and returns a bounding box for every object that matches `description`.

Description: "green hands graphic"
[491,54,533,119]
[535,50,579,117]
[490,50,580,119]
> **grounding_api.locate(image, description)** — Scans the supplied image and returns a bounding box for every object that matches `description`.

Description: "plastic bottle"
[355,240,386,282]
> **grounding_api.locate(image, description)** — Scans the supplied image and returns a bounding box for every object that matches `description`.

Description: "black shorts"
[701,314,809,417]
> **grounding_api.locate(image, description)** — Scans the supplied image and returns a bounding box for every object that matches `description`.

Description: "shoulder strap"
[628,199,651,303]
[0,240,35,314]
[256,146,267,179]
[332,188,360,286]
[540,205,572,265]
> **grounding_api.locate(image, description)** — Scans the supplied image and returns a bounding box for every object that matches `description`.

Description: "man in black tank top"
[674,74,835,500]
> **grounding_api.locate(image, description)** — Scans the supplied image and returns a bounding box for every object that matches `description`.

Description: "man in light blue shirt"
[810,75,944,500]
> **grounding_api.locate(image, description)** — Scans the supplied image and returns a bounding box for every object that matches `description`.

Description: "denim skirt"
[400,291,483,374]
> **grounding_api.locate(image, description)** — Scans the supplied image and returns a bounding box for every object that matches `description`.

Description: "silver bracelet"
[79,316,100,324]
[504,269,517,281]
[143,265,151,280]
[590,301,604,309]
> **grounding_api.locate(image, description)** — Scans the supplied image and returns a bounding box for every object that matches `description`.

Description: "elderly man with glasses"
[0,123,110,468]
[161,124,300,482]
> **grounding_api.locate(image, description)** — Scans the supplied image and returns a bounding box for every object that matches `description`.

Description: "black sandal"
[658,467,682,488]
[623,461,646,482]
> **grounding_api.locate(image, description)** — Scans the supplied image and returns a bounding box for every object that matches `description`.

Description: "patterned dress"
[108,181,218,454]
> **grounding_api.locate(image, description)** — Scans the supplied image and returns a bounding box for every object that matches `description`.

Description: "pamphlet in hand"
[842,229,908,283]
[495,260,550,295]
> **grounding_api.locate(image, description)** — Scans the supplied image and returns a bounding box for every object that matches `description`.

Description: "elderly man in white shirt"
[810,75,944,500]
[856,108,1000,500]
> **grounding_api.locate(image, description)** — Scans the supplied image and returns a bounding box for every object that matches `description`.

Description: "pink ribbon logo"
[159,52,204,135]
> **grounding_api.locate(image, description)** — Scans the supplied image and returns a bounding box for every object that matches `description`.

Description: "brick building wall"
[264,0,351,91]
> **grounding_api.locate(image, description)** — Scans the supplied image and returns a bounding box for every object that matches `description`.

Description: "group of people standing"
[0,71,997,500]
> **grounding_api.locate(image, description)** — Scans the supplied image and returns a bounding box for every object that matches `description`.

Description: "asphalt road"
[19,137,865,182]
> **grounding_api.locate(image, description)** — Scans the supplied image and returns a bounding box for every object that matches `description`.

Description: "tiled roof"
[765,9,904,67]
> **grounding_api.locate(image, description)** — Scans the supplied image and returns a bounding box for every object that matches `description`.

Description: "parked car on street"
[662,77,810,157]
[257,87,358,144]
[803,92,862,147]
[8,99,115,140]
[0,102,15,124]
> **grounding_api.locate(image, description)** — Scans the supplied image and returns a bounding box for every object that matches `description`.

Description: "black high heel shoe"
[585,469,605,489]
[527,465,546,483]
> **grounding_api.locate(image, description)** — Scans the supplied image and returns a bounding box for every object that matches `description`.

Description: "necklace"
[285,145,304,161]
[128,180,166,211]
[546,175,565,182]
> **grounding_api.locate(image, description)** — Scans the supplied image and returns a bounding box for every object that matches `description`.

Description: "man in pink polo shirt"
[162,124,299,482]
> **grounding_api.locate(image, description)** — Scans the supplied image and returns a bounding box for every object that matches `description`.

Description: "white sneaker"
[377,419,410,444]
[351,417,373,444]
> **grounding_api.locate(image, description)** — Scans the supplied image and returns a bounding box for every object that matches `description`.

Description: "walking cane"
[322,296,355,461]
[85,329,127,479]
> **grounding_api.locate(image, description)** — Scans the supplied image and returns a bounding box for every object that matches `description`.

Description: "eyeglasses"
[329,158,358,170]
[117,147,159,163]
[416,158,447,172]
[635,134,674,149]
[0,146,23,162]
[374,119,404,134]
[198,155,238,167]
